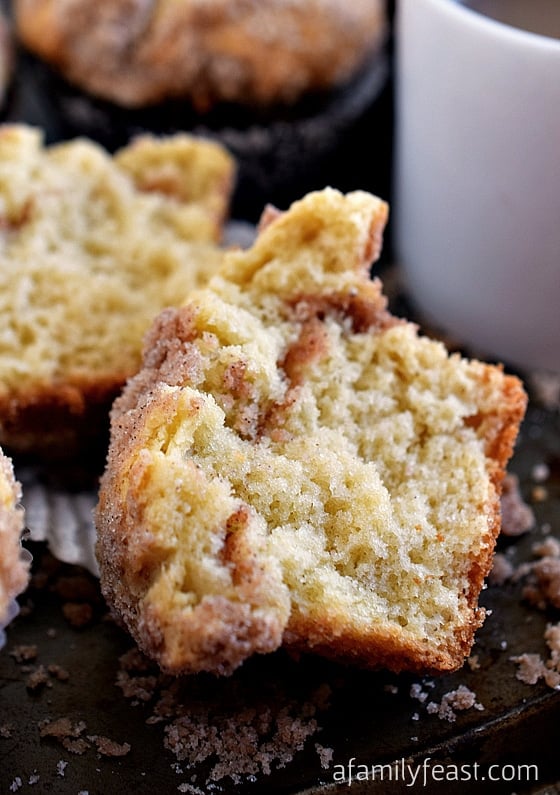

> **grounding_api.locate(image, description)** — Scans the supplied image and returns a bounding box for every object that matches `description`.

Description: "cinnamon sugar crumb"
[315,743,334,770]
[500,473,534,537]
[511,621,560,690]
[425,685,484,723]
[26,665,50,691]
[488,553,515,586]
[9,644,38,663]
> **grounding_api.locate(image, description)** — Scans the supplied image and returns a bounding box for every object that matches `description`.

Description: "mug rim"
[428,0,560,51]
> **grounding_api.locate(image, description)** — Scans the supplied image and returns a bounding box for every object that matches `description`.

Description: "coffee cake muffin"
[0,124,234,458]
[12,1,390,221]
[0,446,28,634]
[14,0,387,110]
[96,188,526,676]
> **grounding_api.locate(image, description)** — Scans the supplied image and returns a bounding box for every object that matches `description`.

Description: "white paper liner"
[18,466,99,577]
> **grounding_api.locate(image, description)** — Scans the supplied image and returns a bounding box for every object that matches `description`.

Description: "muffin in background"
[0,124,235,460]
[12,0,392,221]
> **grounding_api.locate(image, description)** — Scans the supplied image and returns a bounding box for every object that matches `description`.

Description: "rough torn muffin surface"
[0,447,28,624]
[0,124,234,456]
[96,188,527,676]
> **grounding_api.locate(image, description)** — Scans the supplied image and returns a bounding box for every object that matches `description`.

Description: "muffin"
[0,446,28,642]
[12,0,391,220]
[0,124,235,459]
[14,0,387,109]
[96,188,527,676]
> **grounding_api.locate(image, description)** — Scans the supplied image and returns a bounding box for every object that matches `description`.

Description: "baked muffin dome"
[96,188,526,676]
[14,0,388,110]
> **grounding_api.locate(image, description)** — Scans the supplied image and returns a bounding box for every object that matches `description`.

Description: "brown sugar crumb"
[467,654,481,672]
[113,641,332,785]
[177,785,206,795]
[425,685,484,723]
[0,723,13,738]
[115,669,159,703]
[87,735,131,757]
[39,717,87,742]
[165,702,321,784]
[515,537,560,611]
[9,644,38,663]
[531,485,548,503]
[487,553,515,587]
[511,621,560,690]
[38,716,130,757]
[47,664,70,682]
[26,665,50,691]
[500,473,535,537]
[39,718,89,755]
[527,370,560,410]
[315,743,334,770]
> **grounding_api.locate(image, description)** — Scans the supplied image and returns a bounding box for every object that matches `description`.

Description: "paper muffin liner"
[18,466,99,576]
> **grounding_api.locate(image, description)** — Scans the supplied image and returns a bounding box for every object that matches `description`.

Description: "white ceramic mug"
[393,0,560,373]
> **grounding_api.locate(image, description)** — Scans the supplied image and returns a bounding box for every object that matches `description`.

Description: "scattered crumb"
[26,665,50,692]
[177,784,205,795]
[425,686,484,723]
[525,558,560,609]
[527,370,560,410]
[409,683,428,703]
[467,654,480,671]
[533,537,560,558]
[515,537,560,611]
[9,777,22,792]
[500,473,535,536]
[87,735,131,757]
[531,463,550,483]
[115,669,159,702]
[165,704,320,783]
[488,553,515,586]
[38,716,130,757]
[315,743,333,770]
[511,621,560,691]
[0,723,14,738]
[56,760,68,777]
[40,717,87,741]
[27,772,40,785]
[9,644,38,663]
[47,664,70,682]
[531,485,548,503]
